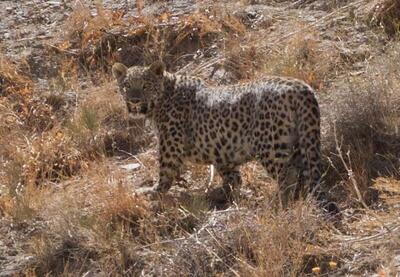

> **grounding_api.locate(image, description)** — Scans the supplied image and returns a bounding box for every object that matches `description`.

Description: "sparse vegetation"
[0,0,399,276]
[368,0,400,36]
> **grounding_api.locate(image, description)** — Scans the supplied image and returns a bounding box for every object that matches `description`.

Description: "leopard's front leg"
[154,131,184,193]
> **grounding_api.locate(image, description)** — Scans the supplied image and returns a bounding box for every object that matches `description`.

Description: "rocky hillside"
[0,0,399,275]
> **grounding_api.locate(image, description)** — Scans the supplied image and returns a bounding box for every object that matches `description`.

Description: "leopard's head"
[112,61,166,115]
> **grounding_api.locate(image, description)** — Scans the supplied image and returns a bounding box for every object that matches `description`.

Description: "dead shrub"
[31,231,98,276]
[57,2,247,75]
[323,42,400,206]
[168,202,331,276]
[0,53,64,133]
[58,2,125,73]
[25,99,57,133]
[63,2,124,49]
[25,130,88,186]
[219,43,262,83]
[368,0,400,36]
[0,54,33,97]
[0,137,49,222]
[264,31,340,89]
[234,203,326,276]
[0,105,98,191]
[0,185,42,222]
[96,241,146,275]
[97,184,152,242]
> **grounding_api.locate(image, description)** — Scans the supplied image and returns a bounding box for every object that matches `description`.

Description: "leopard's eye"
[121,80,130,93]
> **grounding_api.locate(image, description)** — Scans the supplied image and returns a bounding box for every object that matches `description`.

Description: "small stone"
[135,186,155,195]
[329,261,337,270]
[121,163,141,171]
[312,267,321,275]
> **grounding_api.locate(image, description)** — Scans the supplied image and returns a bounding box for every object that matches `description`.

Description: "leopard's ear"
[112,63,128,82]
[149,61,165,76]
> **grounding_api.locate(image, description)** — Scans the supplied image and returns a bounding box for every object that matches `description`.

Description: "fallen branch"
[339,223,400,244]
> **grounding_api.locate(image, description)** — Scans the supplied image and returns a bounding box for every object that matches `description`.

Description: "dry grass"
[20,162,209,275]
[6,164,399,276]
[1,1,400,276]
[0,77,148,223]
[322,42,400,206]
[54,2,248,76]
[368,0,400,36]
[262,29,341,89]
[19,162,333,276]
[0,54,33,97]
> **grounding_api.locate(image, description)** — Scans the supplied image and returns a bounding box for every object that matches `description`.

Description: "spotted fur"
[112,61,336,211]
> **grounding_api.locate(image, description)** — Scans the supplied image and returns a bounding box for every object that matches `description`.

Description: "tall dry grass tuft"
[235,202,331,276]
[0,52,64,133]
[97,184,152,241]
[368,0,400,36]
[24,167,146,275]
[58,1,124,73]
[323,42,400,206]
[166,201,335,276]
[0,54,33,97]
[23,164,210,275]
[263,30,340,89]
[31,227,99,276]
[56,1,248,76]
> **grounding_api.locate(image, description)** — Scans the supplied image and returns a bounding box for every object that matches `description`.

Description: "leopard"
[112,61,338,213]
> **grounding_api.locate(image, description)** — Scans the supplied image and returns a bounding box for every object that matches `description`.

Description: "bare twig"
[116,148,146,168]
[333,124,395,234]
[44,43,79,56]
[333,123,368,209]
[339,223,400,244]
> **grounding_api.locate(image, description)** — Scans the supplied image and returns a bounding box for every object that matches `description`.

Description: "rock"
[135,186,155,195]
[120,163,141,171]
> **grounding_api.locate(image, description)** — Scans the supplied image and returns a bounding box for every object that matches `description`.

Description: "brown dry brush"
[0,55,41,131]
[323,42,400,206]
[155,202,337,276]
[368,0,400,37]
[25,178,147,275]
[0,55,33,97]
[2,2,400,275]
[26,180,210,275]
[0,43,148,205]
[56,2,247,76]
[0,53,61,133]
[0,70,149,223]
[263,30,341,90]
